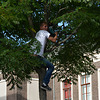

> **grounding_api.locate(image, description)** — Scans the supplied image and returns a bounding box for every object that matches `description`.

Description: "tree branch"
[55,7,67,18]
[44,1,49,23]
[49,22,82,52]
[28,16,36,38]
[59,22,82,44]
[55,6,75,19]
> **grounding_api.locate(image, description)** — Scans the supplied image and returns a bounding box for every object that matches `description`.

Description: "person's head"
[40,22,48,31]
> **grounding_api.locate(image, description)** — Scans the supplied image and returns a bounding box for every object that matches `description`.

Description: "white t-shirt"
[35,30,50,57]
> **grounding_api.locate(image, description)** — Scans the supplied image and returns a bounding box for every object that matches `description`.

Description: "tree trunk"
[28,16,36,38]
[36,67,47,100]
[36,2,49,100]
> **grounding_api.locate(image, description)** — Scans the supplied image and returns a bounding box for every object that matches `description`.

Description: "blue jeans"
[38,56,54,85]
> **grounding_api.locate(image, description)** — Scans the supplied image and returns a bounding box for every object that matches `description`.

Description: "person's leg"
[42,57,54,85]
[39,57,54,91]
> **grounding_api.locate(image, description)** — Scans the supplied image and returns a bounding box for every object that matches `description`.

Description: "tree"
[0,0,100,100]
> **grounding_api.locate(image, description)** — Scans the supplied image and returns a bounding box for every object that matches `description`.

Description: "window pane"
[64,83,67,88]
[82,85,86,94]
[87,84,90,93]
[65,90,68,99]
[81,76,85,84]
[82,94,86,100]
[69,98,71,100]
[86,75,90,83]
[87,93,90,100]
[69,88,71,97]
[64,82,71,88]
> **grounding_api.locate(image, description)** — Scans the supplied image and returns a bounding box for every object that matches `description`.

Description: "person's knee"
[48,65,54,72]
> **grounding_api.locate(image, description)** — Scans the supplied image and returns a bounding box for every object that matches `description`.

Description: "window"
[81,75,91,100]
[63,81,71,100]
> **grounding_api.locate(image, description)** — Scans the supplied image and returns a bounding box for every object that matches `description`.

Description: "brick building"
[0,53,100,100]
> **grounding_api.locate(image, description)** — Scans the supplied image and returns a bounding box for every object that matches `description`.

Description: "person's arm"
[48,32,58,42]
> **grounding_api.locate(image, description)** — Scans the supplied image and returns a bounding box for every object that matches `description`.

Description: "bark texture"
[36,67,47,100]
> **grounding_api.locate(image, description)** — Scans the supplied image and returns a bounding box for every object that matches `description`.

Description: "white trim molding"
[0,79,7,100]
[71,83,73,100]
[27,78,39,100]
[78,75,81,100]
[98,69,100,100]
[60,81,64,100]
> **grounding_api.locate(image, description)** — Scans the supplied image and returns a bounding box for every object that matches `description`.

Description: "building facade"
[0,53,100,100]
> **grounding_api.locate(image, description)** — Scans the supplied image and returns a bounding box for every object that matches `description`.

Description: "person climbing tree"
[32,22,57,91]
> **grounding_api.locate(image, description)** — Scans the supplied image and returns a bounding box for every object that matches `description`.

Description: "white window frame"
[78,74,92,100]
[60,81,73,100]
[98,69,100,100]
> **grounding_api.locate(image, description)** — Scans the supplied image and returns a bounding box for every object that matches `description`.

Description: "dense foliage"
[0,0,100,89]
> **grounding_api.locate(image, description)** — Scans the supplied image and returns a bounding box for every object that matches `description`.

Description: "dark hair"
[40,22,48,27]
